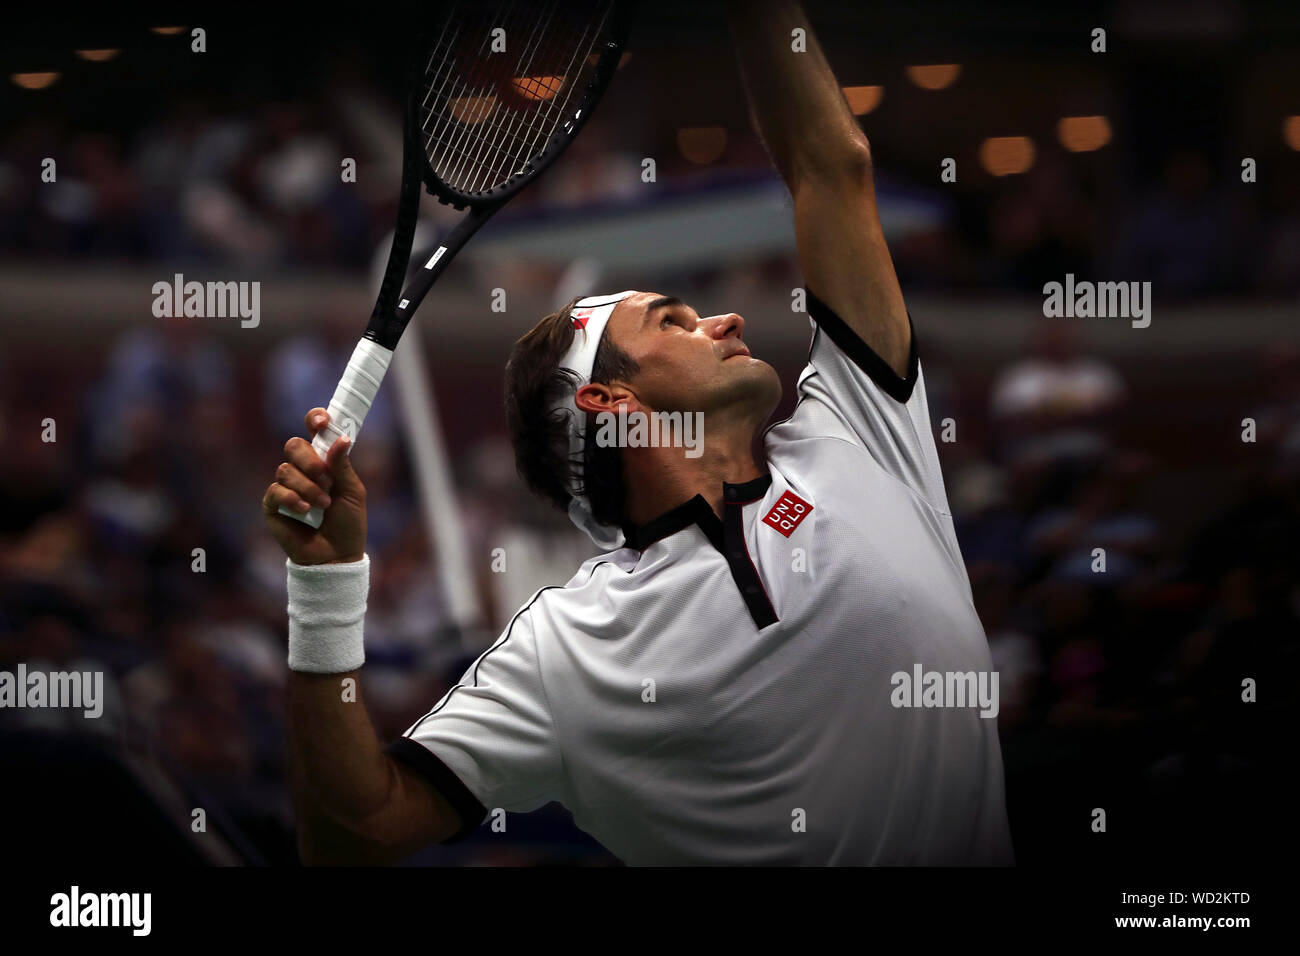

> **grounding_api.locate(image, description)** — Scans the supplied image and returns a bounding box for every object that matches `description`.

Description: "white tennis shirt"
[386,289,1015,864]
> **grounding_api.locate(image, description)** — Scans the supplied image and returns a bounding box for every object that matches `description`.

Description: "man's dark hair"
[504,295,641,531]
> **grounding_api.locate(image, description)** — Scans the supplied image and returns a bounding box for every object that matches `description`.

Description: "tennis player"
[264,0,1014,865]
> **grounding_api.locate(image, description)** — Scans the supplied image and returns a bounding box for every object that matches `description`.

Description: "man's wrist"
[286,553,370,673]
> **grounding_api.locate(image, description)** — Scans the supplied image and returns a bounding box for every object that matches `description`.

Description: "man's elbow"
[793,136,874,193]
[295,811,415,867]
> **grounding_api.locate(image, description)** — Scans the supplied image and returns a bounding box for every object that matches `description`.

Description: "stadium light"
[1057,115,1112,152]
[842,85,883,115]
[905,64,961,90]
[11,72,59,90]
[980,136,1035,176]
[677,127,727,164]
[1284,116,1300,151]
[511,76,563,101]
[449,95,499,123]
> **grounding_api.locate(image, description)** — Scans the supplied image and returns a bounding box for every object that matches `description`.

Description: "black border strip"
[385,737,487,844]
[805,287,919,403]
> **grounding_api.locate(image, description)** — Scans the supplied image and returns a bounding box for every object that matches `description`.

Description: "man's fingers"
[324,433,350,468]
[324,435,361,495]
[275,461,332,510]
[284,434,337,494]
[284,436,331,481]
[305,408,330,435]
[263,481,312,516]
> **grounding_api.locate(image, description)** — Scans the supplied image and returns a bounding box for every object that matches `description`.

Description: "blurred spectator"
[990,320,1125,468]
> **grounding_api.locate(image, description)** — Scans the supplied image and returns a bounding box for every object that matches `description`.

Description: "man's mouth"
[724,345,751,360]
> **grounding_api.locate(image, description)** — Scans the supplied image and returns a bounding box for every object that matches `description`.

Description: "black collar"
[621,472,773,552]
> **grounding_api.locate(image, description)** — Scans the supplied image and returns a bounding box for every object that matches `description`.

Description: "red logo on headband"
[572,308,595,330]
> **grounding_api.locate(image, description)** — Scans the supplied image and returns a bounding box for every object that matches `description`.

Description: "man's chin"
[743,355,780,386]
[726,354,774,374]
[732,360,783,413]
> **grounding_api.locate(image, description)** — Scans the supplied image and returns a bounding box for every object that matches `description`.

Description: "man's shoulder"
[517,550,638,619]
[566,548,639,584]
[763,389,874,453]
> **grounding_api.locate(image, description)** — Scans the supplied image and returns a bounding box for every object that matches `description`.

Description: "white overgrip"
[277,337,394,528]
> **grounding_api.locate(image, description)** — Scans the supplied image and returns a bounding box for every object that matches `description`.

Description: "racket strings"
[441,0,531,187]
[419,0,615,197]
[494,4,607,191]
[443,0,554,193]
[422,7,594,189]
[420,8,522,189]
[427,1,568,189]
[426,0,506,180]
[463,1,566,192]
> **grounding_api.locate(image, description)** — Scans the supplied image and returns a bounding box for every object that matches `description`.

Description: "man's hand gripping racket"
[263,408,367,566]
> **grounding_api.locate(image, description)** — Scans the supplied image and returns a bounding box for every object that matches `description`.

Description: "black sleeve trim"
[385,736,488,844]
[805,286,919,403]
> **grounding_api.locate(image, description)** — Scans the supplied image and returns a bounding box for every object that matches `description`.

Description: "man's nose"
[704,313,745,339]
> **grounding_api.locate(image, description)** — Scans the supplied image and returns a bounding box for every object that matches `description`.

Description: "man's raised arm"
[725,0,911,378]
[265,408,464,864]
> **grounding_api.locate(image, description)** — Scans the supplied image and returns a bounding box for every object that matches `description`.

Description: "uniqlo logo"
[762,491,813,537]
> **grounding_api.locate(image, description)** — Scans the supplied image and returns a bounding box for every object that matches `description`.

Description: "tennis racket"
[280,0,635,527]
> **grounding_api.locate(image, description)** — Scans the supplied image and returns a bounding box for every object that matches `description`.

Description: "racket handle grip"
[278,337,395,529]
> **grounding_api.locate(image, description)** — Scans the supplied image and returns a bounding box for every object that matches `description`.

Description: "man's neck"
[621,429,765,527]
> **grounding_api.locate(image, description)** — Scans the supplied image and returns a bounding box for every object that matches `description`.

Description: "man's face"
[576,291,782,426]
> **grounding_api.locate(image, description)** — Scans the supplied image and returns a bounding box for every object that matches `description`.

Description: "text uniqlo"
[762,491,813,537]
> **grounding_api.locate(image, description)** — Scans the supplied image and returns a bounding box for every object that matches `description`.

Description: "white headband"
[552,290,638,549]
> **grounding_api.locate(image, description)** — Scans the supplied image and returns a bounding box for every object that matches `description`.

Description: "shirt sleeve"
[386,602,563,843]
[783,286,951,514]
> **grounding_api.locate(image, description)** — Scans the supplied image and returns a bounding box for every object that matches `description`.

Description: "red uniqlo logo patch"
[572,308,594,329]
[763,491,813,537]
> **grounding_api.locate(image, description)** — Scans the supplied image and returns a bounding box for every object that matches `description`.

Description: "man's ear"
[575,382,640,416]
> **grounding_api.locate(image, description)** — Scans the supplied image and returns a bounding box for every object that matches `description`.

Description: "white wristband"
[286,554,370,673]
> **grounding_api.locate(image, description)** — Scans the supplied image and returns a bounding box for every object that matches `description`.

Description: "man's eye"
[660,316,676,329]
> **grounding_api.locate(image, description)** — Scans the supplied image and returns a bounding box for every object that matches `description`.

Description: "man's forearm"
[724,0,869,189]
[286,669,403,864]
[283,557,446,864]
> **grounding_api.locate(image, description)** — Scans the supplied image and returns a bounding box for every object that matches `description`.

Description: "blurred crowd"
[0,94,645,278]
[4,90,1300,297]
[939,327,1299,860]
